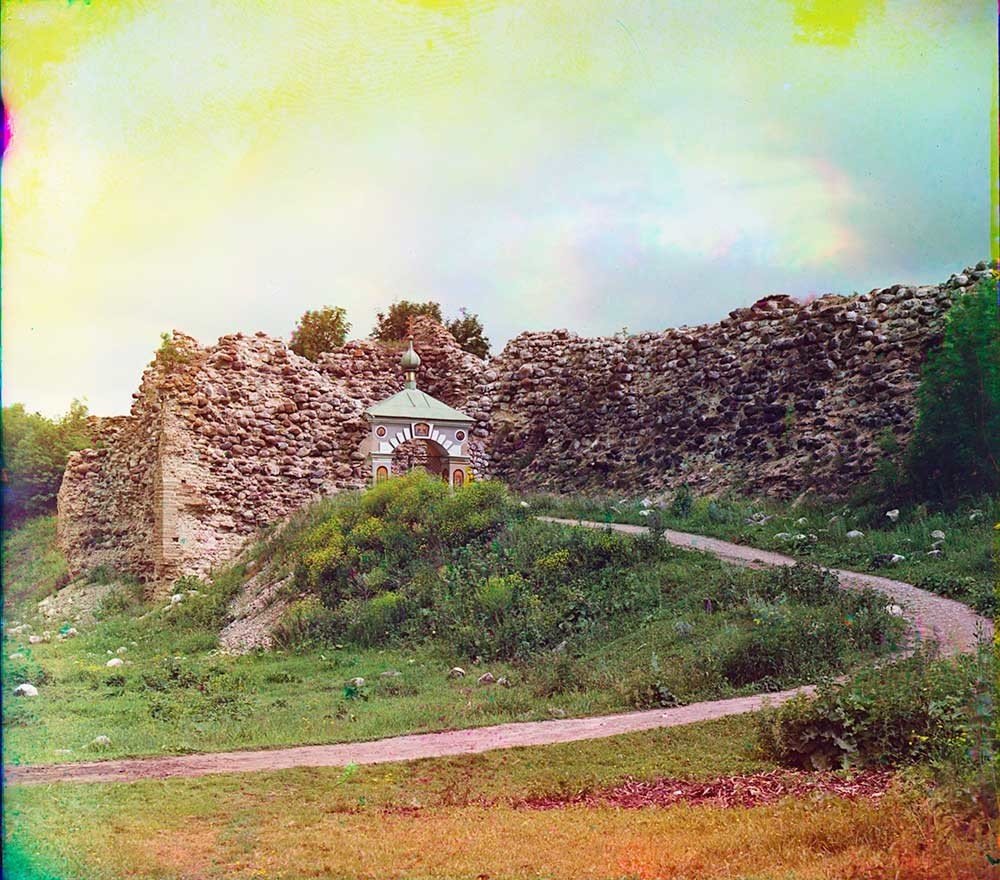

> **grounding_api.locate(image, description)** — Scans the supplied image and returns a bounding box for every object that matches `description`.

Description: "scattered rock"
[885,604,904,616]
[170,594,184,605]
[379,670,402,679]
[929,529,946,541]
[969,509,984,521]
[9,652,25,660]
[28,635,44,645]
[885,509,899,522]
[13,683,38,697]
[871,553,905,568]
[106,658,124,668]
[846,530,865,540]
[89,735,112,749]
[347,677,365,688]
[496,676,511,688]
[448,667,466,679]
[547,707,567,718]
[477,672,496,686]
[59,627,79,640]
[116,646,128,655]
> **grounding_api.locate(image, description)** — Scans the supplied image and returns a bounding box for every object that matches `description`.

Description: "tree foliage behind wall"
[2,401,94,526]
[445,308,491,359]
[371,300,444,343]
[289,306,351,362]
[905,280,1000,501]
[372,300,490,359]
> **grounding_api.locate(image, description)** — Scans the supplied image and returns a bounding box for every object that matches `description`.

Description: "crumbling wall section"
[57,265,992,580]
[483,267,991,496]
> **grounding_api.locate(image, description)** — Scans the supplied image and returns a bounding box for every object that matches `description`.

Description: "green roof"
[366,388,472,422]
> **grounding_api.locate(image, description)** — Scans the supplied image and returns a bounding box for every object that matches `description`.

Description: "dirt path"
[7,519,990,787]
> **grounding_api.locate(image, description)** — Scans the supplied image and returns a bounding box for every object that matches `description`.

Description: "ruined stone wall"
[57,264,991,580]
[483,265,992,497]
[58,318,486,580]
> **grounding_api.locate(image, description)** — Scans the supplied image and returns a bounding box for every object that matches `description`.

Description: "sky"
[2,0,995,416]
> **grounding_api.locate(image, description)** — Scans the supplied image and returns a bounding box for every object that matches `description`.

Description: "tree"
[446,308,491,359]
[2,400,93,525]
[905,280,1000,501]
[372,300,490,359]
[371,301,443,342]
[290,306,351,361]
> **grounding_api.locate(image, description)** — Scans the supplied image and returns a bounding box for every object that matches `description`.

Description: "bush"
[670,484,694,518]
[289,306,350,361]
[346,591,412,646]
[756,647,993,771]
[271,596,338,648]
[906,281,1000,501]
[1,400,93,524]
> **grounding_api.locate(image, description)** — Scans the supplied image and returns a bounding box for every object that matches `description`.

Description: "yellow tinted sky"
[2,0,994,414]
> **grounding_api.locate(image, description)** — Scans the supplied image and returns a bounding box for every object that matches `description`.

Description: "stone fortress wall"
[57,264,991,581]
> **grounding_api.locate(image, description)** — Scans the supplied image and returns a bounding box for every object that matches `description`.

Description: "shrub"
[906,281,1000,501]
[670,483,694,518]
[271,596,338,648]
[166,568,245,631]
[445,307,491,359]
[346,591,411,646]
[289,306,350,361]
[756,647,992,770]
[371,300,444,341]
[1,400,93,524]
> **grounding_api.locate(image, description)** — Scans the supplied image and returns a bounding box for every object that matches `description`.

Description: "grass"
[3,511,903,765]
[6,716,995,880]
[1,516,69,614]
[527,491,1000,615]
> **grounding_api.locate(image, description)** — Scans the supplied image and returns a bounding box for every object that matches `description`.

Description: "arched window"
[452,468,465,488]
[376,466,389,483]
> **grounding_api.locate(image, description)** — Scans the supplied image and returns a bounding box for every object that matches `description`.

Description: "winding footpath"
[7,518,991,787]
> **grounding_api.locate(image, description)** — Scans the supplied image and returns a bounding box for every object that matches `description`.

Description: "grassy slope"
[3,512,901,765]
[6,716,992,880]
[2,516,68,617]
[528,492,999,613]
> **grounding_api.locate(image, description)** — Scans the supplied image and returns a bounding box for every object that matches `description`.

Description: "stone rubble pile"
[57,265,990,580]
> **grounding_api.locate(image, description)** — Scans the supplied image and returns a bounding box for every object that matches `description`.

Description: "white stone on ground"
[846,530,865,540]
[13,683,38,697]
[106,658,124,668]
[448,667,466,678]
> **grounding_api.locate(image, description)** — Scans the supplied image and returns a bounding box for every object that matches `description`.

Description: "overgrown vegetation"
[529,489,997,614]
[371,299,491,358]
[2,476,905,763]
[756,646,996,813]
[906,280,1000,500]
[288,305,351,361]
[1,401,93,524]
[267,473,901,689]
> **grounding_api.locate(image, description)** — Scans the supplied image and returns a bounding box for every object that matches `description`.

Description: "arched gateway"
[362,339,474,488]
